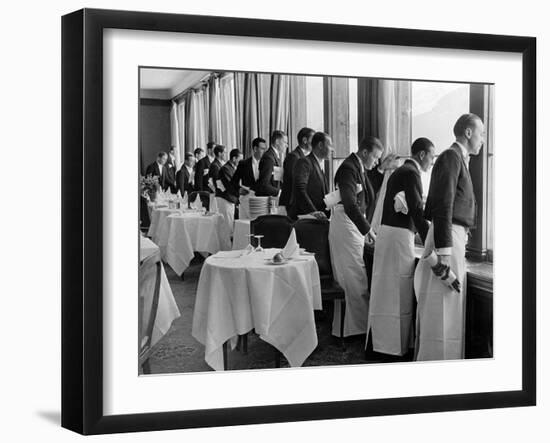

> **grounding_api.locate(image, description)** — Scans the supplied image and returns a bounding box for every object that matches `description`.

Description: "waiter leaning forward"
[329,136,386,337]
[414,113,484,361]
[367,138,435,357]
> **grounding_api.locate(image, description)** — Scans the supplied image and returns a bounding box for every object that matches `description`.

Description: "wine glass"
[254,235,264,253]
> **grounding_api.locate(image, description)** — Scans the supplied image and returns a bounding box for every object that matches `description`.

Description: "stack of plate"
[248,196,270,220]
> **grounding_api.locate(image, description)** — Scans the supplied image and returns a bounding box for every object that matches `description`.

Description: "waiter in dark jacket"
[145,151,169,191]
[414,113,484,361]
[165,146,178,193]
[290,131,332,219]
[279,127,314,215]
[176,153,196,198]
[368,137,435,357]
[328,136,386,337]
[214,149,242,233]
[256,130,287,198]
[194,141,216,208]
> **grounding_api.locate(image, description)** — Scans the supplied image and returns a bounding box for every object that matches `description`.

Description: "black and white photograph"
[138,67,494,374]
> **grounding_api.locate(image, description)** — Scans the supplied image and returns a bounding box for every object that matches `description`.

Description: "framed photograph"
[61,8,536,435]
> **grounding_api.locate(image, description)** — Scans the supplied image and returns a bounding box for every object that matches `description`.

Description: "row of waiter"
[144,112,484,362]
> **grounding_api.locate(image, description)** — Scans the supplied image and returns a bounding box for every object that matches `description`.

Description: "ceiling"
[140,68,211,100]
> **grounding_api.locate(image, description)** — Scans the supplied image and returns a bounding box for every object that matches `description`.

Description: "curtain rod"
[172,71,226,103]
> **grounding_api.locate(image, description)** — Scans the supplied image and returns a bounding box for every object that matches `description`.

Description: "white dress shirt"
[252,157,260,181]
[185,164,195,186]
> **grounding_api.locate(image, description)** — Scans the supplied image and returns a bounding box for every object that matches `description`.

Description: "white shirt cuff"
[435,247,452,256]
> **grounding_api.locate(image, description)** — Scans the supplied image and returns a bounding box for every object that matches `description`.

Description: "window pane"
[306,76,324,131]
[348,78,358,153]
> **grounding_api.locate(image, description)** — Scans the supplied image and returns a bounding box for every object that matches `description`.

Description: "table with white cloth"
[159,212,232,275]
[147,207,181,244]
[139,236,181,348]
[232,219,251,250]
[192,248,322,371]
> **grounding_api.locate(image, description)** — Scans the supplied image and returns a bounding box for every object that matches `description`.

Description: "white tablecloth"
[147,207,182,244]
[192,248,322,371]
[161,212,232,275]
[139,236,180,348]
[232,219,251,250]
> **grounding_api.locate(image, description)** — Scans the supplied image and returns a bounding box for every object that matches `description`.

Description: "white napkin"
[394,191,409,214]
[273,166,283,181]
[216,179,226,192]
[282,228,300,259]
[323,184,363,210]
[209,194,218,213]
[208,178,216,193]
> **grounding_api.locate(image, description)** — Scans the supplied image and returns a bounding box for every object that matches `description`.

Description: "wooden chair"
[294,218,346,347]
[138,252,162,374]
[250,214,293,248]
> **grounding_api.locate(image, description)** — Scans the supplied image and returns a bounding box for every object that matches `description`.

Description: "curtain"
[208,76,222,144]
[257,74,271,142]
[242,74,260,157]
[220,73,237,150]
[177,100,186,154]
[270,74,290,138]
[234,72,246,150]
[289,75,307,149]
[358,79,412,232]
[170,101,182,168]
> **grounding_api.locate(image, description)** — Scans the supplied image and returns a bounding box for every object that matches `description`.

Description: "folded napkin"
[282,228,300,259]
[324,184,363,210]
[394,191,409,214]
[211,250,243,259]
[216,179,226,192]
[273,166,283,181]
[297,214,317,220]
[209,194,218,213]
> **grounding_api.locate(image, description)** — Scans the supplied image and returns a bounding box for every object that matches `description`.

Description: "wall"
[139,98,172,174]
[3,1,547,443]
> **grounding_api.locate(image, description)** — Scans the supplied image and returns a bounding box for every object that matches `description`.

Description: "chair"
[139,195,151,233]
[188,191,211,211]
[294,218,346,346]
[250,214,293,249]
[138,252,162,374]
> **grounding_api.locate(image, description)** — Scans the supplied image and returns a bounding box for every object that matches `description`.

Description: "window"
[305,76,324,132]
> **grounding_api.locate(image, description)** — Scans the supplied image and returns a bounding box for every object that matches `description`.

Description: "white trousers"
[328,205,369,337]
[367,225,415,356]
[239,194,250,220]
[414,224,468,361]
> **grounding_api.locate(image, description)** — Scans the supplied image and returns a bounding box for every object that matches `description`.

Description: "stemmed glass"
[242,234,255,255]
[253,235,264,253]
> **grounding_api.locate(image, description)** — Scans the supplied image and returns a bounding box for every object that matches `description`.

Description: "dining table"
[191,248,322,371]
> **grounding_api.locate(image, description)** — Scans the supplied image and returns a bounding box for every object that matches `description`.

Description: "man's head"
[194,147,204,160]
[311,132,333,160]
[157,151,168,165]
[411,137,436,173]
[453,113,485,156]
[356,136,384,170]
[168,146,175,156]
[229,149,243,166]
[252,137,267,160]
[270,130,288,154]
[206,141,216,157]
[297,127,315,151]
[214,144,226,161]
[184,152,196,168]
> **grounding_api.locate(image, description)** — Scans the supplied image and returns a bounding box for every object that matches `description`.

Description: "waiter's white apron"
[414,224,467,361]
[239,194,250,220]
[367,225,415,356]
[328,205,369,337]
[215,197,235,236]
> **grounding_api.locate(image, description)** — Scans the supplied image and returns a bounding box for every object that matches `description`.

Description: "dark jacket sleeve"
[280,153,298,205]
[404,170,429,244]
[194,160,205,191]
[257,156,279,196]
[208,163,220,193]
[220,166,238,204]
[367,168,384,196]
[430,150,461,249]
[293,158,317,214]
[338,165,370,235]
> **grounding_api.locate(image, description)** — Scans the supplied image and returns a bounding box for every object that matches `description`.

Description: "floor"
[146,255,414,374]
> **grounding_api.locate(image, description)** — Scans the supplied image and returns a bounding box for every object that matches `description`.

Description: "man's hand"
[239,188,249,196]
[365,229,377,245]
[311,211,327,220]
[378,153,399,171]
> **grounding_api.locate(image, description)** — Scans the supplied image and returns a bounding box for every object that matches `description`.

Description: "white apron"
[239,194,250,220]
[414,224,468,361]
[367,225,415,356]
[328,205,369,337]
[215,197,235,237]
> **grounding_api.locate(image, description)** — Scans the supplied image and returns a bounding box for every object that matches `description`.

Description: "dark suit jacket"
[381,160,429,243]
[424,143,476,249]
[194,156,212,192]
[279,147,306,206]
[291,153,329,216]
[256,147,281,197]
[145,161,168,190]
[165,157,177,193]
[230,157,259,195]
[208,158,223,194]
[216,162,239,204]
[176,165,194,197]
[334,154,382,235]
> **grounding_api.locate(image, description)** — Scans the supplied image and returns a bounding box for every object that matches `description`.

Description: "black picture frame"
[61,8,536,435]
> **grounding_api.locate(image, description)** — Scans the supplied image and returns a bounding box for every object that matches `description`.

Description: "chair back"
[138,252,162,370]
[250,214,293,249]
[294,218,332,277]
[188,191,211,211]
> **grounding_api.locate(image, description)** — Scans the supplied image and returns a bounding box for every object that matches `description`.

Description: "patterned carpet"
[146,255,413,374]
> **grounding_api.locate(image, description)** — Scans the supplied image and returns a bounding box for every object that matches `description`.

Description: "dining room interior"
[138,67,494,375]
